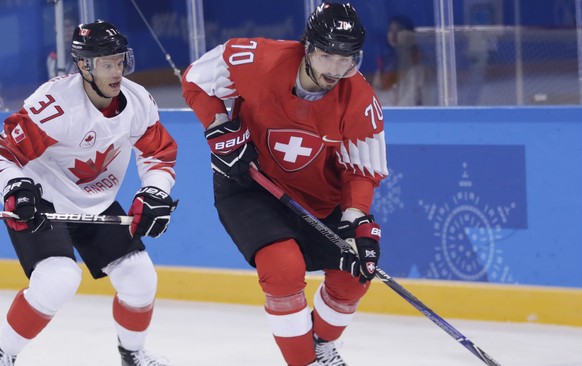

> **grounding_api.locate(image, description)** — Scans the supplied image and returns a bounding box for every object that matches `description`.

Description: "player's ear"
[76,59,85,72]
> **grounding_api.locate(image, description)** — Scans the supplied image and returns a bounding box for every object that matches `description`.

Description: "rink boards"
[0,107,581,327]
[0,260,580,327]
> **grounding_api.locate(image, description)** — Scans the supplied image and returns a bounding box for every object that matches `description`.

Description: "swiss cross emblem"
[267,129,324,172]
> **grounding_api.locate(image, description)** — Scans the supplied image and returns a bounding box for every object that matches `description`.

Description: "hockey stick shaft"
[0,211,132,225]
[249,168,502,366]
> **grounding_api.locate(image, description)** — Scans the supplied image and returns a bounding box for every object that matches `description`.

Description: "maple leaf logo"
[11,126,26,143]
[80,131,97,148]
[69,144,121,184]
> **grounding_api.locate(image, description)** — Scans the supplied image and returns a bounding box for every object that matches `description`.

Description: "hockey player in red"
[182,3,387,365]
[0,20,177,366]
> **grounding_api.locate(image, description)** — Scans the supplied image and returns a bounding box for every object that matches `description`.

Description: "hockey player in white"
[0,20,178,366]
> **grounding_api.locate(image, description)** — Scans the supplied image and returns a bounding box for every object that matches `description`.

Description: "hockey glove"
[2,177,52,233]
[129,186,178,238]
[338,215,381,283]
[204,118,258,186]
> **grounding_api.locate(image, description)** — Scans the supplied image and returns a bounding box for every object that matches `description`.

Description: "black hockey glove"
[129,186,178,238]
[338,215,381,283]
[204,118,258,186]
[2,177,52,233]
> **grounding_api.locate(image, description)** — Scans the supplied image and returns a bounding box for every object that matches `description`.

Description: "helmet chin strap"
[304,57,326,90]
[80,72,109,99]
[74,61,110,99]
[89,80,109,99]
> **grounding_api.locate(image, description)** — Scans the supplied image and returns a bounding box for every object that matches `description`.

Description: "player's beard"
[306,64,340,90]
[316,72,341,90]
[303,58,341,91]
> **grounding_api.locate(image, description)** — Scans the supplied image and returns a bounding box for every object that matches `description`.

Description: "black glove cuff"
[353,214,375,226]
[3,177,38,202]
[204,118,241,139]
[135,186,178,212]
[338,214,375,239]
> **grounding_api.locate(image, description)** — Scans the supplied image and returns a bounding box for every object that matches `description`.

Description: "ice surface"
[0,290,580,365]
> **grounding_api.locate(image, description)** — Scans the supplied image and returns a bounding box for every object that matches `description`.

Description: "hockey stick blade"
[249,167,502,366]
[374,267,502,365]
[0,211,132,225]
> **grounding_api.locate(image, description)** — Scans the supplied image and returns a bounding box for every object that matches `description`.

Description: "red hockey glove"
[204,118,258,186]
[338,215,381,283]
[129,186,178,238]
[2,177,51,233]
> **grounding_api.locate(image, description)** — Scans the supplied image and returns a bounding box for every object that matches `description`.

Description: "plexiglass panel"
[0,0,579,110]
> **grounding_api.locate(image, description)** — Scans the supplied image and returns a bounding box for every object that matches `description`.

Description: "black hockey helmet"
[71,19,134,75]
[71,20,129,59]
[304,2,365,57]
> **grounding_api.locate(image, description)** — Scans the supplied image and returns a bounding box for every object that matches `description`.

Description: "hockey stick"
[249,167,502,366]
[0,211,132,225]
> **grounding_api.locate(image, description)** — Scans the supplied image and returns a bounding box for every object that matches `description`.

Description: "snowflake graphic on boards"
[419,162,516,282]
[371,168,404,217]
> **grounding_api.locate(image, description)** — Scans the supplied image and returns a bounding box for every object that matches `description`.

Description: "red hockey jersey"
[183,38,387,217]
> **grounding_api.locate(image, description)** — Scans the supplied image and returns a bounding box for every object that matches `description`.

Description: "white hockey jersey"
[0,73,177,214]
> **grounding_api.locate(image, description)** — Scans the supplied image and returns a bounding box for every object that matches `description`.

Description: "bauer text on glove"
[204,118,258,186]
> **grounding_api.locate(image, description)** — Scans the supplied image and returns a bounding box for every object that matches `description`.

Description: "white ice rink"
[0,290,580,365]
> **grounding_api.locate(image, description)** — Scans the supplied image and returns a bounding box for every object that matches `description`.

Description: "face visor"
[305,43,363,78]
[81,49,135,76]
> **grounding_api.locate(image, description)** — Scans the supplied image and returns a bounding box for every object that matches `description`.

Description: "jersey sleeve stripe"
[184,43,237,100]
[0,112,58,166]
[337,132,388,178]
[134,121,177,180]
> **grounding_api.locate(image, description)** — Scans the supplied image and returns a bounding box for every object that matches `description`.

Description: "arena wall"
[0,108,580,327]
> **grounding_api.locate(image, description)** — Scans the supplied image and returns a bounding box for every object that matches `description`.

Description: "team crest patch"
[80,131,97,148]
[11,126,26,143]
[366,262,376,273]
[267,129,324,172]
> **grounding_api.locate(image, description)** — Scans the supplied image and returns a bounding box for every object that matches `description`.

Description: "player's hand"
[2,177,51,233]
[338,215,381,283]
[204,118,258,186]
[129,186,178,238]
